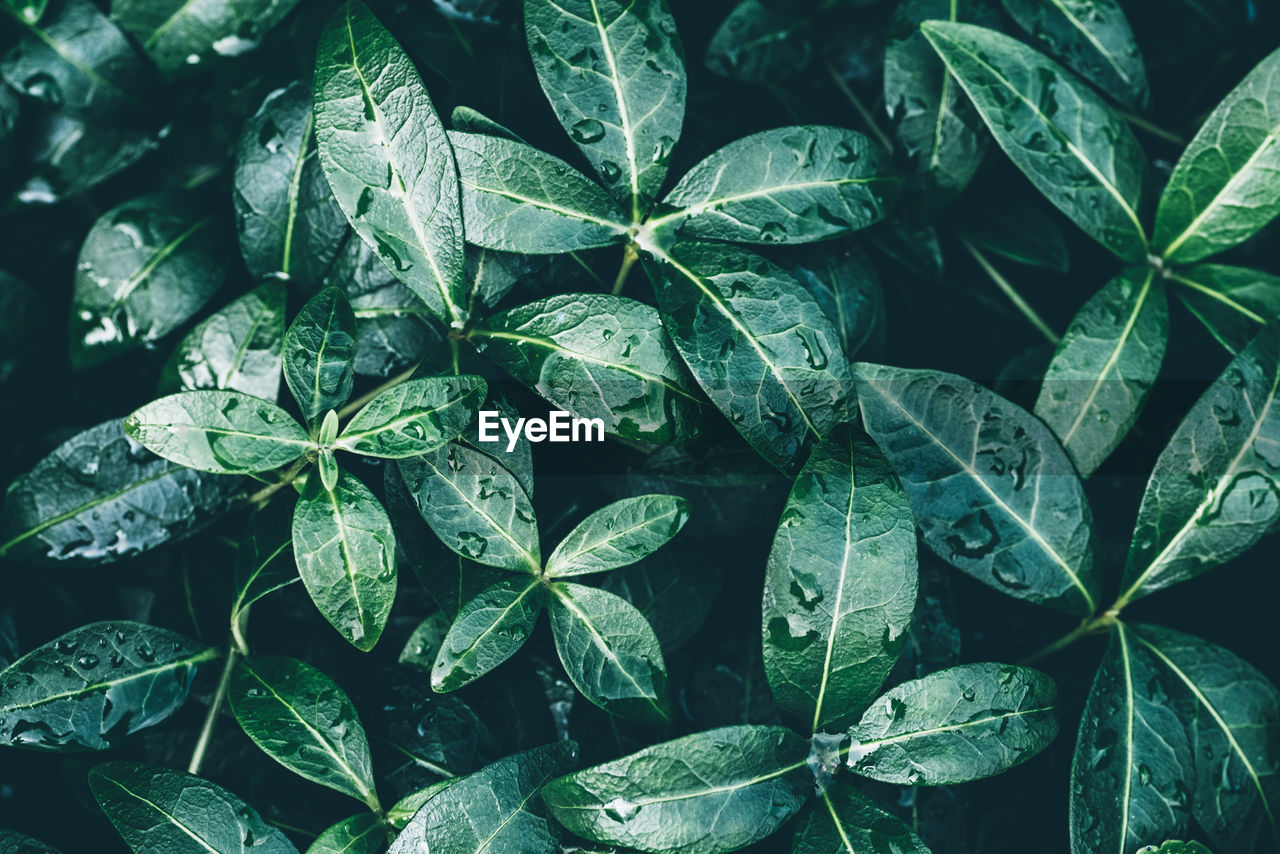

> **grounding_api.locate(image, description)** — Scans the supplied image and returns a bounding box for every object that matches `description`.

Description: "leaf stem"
[188,645,238,775]
[1018,611,1117,665]
[1118,110,1187,147]
[611,243,640,295]
[960,237,1061,346]
[824,61,895,154]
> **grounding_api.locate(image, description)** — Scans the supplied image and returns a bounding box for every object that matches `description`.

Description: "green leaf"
[306,814,384,854]
[706,0,810,83]
[1154,47,1280,264]
[0,419,240,566]
[432,575,544,692]
[0,621,215,751]
[449,131,630,253]
[1070,623,1194,854]
[542,725,811,854]
[111,0,301,76]
[955,195,1071,272]
[335,375,486,458]
[314,0,465,324]
[603,542,723,652]
[788,242,886,360]
[548,582,669,725]
[450,105,522,141]
[646,241,855,476]
[284,287,358,427]
[231,502,299,629]
[791,785,931,854]
[19,112,156,202]
[545,495,689,578]
[1172,265,1280,355]
[853,361,1099,613]
[1001,0,1149,107]
[524,0,686,221]
[763,425,918,735]
[847,663,1059,784]
[0,827,60,853]
[160,282,286,400]
[230,655,380,809]
[1137,844,1213,854]
[398,443,540,572]
[235,81,349,286]
[389,742,577,854]
[1133,624,1280,853]
[3,0,46,24]
[1118,325,1280,607]
[387,780,455,831]
[648,126,893,245]
[124,390,309,475]
[89,762,298,853]
[478,293,703,444]
[1034,268,1168,477]
[291,469,397,651]
[922,21,1147,261]
[70,194,226,369]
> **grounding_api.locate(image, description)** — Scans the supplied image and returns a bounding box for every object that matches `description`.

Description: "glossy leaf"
[306,814,384,854]
[449,131,629,253]
[1001,0,1149,107]
[478,293,703,444]
[649,126,893,245]
[646,241,855,476]
[432,575,544,692]
[923,21,1147,261]
[791,785,930,854]
[70,195,225,369]
[314,0,465,324]
[525,0,686,220]
[230,655,379,809]
[284,287,358,427]
[548,582,669,725]
[124,391,309,475]
[1172,265,1280,355]
[111,0,302,75]
[399,443,540,572]
[763,425,918,734]
[89,762,298,853]
[160,283,286,400]
[336,375,485,458]
[788,242,886,360]
[542,725,811,854]
[1155,48,1280,264]
[0,420,240,566]
[706,0,810,83]
[1035,268,1168,477]
[853,362,1099,614]
[545,495,689,578]
[0,622,214,751]
[847,663,1059,784]
[1118,325,1280,606]
[291,470,397,652]
[235,82,348,286]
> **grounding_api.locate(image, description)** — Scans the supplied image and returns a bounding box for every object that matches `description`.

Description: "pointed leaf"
[847,663,1058,785]
[1035,268,1168,477]
[922,21,1147,261]
[336,375,486,458]
[542,725,811,854]
[705,0,812,84]
[853,362,1098,613]
[0,622,215,751]
[545,495,690,578]
[791,785,931,854]
[306,814,384,854]
[314,0,465,324]
[451,105,523,141]
[161,283,287,400]
[1172,265,1280,354]
[110,0,302,76]
[291,470,397,651]
[763,425,918,734]
[284,287,358,427]
[432,575,544,692]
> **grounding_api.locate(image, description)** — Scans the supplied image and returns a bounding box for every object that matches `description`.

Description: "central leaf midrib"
[417,453,540,572]
[553,586,664,718]
[547,506,679,574]
[99,774,219,854]
[1,648,217,714]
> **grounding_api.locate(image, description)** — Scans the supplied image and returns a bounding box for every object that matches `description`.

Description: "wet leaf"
[284,287,358,428]
[336,375,486,458]
[111,0,302,76]
[432,575,544,692]
[1172,265,1280,355]
[787,241,886,360]
[160,282,286,400]
[791,785,930,854]
[306,813,384,854]
[545,495,689,578]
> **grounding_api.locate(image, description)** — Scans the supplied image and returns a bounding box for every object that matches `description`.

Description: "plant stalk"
[960,237,1061,347]
[612,243,640,295]
[824,61,895,154]
[1018,612,1118,666]
[1119,111,1187,147]
[188,645,238,775]
[337,361,421,419]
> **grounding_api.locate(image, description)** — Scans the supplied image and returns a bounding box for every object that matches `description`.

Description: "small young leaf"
[705,0,811,83]
[1119,325,1280,606]
[111,0,302,76]
[922,21,1147,261]
[0,622,215,751]
[524,0,686,221]
[318,448,339,491]
[160,282,286,400]
[548,582,669,725]
[853,362,1098,614]
[89,762,298,853]
[763,425,918,734]
[284,287,358,427]
[545,495,690,578]
[291,470,397,652]
[649,126,893,245]
[230,655,380,809]
[1035,268,1168,477]
[449,131,630,253]
[314,0,465,324]
[1172,265,1280,354]
[432,575,544,692]
[791,785,930,854]
[1155,47,1280,264]
[306,813,384,854]
[124,390,310,474]
[541,725,811,854]
[398,443,540,573]
[335,375,486,458]
[847,663,1058,784]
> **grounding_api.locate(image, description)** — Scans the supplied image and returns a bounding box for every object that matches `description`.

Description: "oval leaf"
[545,495,690,578]
[285,286,358,428]
[111,0,301,76]
[432,575,544,692]
[706,0,812,84]
[161,282,286,400]
[307,814,384,854]
[336,375,486,458]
